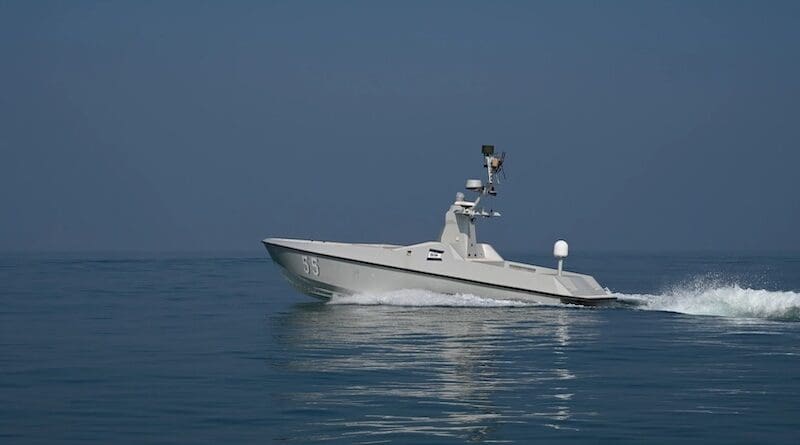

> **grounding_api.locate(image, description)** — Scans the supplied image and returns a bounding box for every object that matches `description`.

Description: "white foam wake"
[616,283,800,321]
[328,289,536,307]
[326,284,800,321]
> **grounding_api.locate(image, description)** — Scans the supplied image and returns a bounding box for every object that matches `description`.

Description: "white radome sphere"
[553,239,569,259]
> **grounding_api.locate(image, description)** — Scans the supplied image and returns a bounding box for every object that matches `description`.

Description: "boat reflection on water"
[268,299,605,442]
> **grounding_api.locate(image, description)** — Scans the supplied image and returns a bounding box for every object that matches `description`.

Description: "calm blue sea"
[2,252,799,444]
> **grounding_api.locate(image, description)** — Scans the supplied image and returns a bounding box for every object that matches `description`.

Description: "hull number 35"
[301,255,320,276]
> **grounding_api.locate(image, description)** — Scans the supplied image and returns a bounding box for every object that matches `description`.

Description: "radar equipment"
[554,239,569,276]
[442,146,508,259]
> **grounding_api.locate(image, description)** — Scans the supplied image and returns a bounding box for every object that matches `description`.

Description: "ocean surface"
[1,251,799,444]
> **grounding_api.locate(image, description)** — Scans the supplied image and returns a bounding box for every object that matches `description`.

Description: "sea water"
[1,252,799,443]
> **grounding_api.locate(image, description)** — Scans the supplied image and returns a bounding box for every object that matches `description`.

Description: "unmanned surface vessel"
[263,145,615,306]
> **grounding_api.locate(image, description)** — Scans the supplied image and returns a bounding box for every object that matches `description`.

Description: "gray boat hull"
[264,238,615,306]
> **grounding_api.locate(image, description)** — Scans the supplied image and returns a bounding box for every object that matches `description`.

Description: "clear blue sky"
[1,1,798,253]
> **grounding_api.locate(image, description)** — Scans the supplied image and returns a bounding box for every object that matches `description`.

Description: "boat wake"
[329,289,538,307]
[327,281,800,321]
[616,279,800,321]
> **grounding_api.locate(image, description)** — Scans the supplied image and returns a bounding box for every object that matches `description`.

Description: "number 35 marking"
[301,255,319,276]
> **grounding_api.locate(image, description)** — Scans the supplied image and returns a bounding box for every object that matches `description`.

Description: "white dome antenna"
[553,239,569,276]
[465,179,483,191]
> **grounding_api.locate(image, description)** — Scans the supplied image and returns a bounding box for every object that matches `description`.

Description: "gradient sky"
[1,1,798,253]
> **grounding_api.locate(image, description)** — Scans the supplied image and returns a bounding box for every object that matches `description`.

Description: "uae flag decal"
[427,249,444,261]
